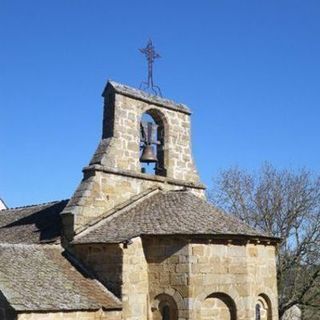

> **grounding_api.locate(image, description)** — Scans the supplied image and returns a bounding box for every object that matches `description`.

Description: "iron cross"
[139,39,162,96]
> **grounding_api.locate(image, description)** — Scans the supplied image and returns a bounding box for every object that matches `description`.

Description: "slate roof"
[0,200,67,244]
[0,244,121,311]
[74,190,271,244]
[0,191,274,311]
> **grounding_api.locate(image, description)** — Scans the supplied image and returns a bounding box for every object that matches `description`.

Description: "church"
[0,81,279,320]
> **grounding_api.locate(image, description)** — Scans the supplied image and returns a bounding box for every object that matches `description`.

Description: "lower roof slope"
[74,190,272,244]
[0,200,67,244]
[0,244,121,312]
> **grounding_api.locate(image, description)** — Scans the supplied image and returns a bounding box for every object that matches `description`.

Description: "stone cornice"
[103,80,192,115]
[83,164,206,190]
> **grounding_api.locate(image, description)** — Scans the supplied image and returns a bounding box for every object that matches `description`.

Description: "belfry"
[62,81,206,235]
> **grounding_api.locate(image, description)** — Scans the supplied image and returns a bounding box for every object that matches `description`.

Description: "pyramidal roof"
[73,190,276,244]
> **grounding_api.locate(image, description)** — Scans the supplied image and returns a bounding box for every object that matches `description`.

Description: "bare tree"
[209,163,320,319]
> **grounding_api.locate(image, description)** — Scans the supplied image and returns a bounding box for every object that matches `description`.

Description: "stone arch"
[151,293,179,320]
[201,292,237,320]
[255,294,272,320]
[151,287,186,310]
[140,108,168,176]
[165,287,186,310]
[143,108,169,129]
[195,286,240,310]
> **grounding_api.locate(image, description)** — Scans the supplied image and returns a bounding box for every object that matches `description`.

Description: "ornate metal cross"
[139,39,162,96]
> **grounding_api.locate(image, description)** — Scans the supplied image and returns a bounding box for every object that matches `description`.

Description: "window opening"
[161,305,170,320]
[153,293,178,320]
[256,303,261,320]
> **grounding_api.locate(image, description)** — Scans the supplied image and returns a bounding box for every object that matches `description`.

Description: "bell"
[140,145,158,163]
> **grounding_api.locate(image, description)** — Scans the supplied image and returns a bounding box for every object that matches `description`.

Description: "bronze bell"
[140,145,158,163]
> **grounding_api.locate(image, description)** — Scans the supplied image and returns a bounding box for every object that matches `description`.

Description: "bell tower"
[62,81,205,235]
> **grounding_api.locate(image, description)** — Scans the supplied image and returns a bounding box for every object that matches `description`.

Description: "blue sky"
[1,1,320,207]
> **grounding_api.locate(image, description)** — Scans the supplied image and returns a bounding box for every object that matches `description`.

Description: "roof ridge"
[2,199,69,212]
[73,187,162,240]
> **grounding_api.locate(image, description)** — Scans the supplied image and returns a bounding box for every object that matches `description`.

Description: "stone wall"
[189,242,278,320]
[99,90,201,182]
[143,237,189,320]
[72,236,278,320]
[17,310,121,320]
[142,236,278,320]
[73,244,123,298]
[73,238,149,320]
[246,244,279,320]
[122,237,149,320]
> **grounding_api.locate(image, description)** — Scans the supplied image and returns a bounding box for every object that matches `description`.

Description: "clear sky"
[1,1,320,207]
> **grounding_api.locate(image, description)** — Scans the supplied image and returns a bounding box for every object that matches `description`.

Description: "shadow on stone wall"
[0,291,17,320]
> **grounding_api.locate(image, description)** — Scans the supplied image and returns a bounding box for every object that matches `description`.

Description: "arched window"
[140,109,166,176]
[256,303,261,320]
[256,294,272,320]
[152,293,178,320]
[160,304,171,320]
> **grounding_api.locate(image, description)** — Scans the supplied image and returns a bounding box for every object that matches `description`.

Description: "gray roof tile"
[0,244,121,311]
[0,200,67,244]
[74,191,270,244]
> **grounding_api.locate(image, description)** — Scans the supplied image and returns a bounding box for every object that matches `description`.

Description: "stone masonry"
[72,235,279,320]
[17,310,121,320]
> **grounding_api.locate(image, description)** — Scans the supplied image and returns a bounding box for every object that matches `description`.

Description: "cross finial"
[139,39,162,96]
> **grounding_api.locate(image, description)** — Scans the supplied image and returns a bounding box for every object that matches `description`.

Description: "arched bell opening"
[139,109,167,176]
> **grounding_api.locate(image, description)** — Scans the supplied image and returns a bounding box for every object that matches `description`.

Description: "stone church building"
[0,81,279,320]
